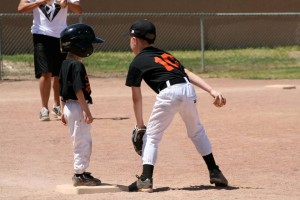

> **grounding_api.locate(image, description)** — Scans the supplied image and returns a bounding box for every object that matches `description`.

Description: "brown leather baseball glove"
[131,125,146,156]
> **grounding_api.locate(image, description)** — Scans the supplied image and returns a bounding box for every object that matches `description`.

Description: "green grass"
[83,51,134,76]
[3,54,34,63]
[3,46,300,79]
[171,46,300,79]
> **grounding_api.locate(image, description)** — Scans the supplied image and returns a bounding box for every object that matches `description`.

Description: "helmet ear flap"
[71,42,94,57]
[60,40,71,53]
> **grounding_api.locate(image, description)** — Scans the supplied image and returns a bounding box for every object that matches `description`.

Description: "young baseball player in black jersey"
[59,23,104,186]
[126,20,228,192]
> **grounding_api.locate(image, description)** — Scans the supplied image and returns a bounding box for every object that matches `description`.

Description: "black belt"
[158,77,189,92]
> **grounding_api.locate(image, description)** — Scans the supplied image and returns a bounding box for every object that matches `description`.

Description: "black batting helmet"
[60,23,104,57]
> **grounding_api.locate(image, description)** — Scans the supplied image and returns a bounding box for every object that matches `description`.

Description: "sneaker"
[72,172,101,187]
[209,167,228,187]
[128,175,153,193]
[51,106,62,119]
[39,107,50,121]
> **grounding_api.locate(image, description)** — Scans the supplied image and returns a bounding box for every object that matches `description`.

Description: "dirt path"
[0,78,299,200]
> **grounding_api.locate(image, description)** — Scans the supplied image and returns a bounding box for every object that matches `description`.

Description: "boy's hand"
[213,95,226,107]
[61,114,67,126]
[83,111,93,124]
[210,89,226,107]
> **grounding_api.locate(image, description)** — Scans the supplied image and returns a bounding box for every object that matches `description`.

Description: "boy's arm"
[185,68,226,106]
[60,98,67,125]
[131,86,145,128]
[184,68,213,93]
[76,89,93,124]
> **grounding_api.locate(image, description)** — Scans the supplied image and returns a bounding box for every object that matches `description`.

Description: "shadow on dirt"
[154,185,239,192]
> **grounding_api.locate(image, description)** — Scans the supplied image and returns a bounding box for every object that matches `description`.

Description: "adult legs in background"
[39,72,52,121]
[53,76,60,107]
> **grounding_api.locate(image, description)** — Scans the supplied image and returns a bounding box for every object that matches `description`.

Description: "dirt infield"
[0,78,299,200]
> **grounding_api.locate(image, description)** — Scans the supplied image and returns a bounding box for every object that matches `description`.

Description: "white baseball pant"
[64,100,92,174]
[142,81,212,165]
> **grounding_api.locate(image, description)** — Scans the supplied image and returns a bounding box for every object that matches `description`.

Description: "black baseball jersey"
[126,46,188,94]
[59,59,93,104]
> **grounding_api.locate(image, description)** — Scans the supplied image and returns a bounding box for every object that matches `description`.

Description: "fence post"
[200,15,205,72]
[0,14,3,80]
[79,14,83,23]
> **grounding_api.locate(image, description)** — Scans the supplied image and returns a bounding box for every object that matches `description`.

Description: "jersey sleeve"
[125,62,143,87]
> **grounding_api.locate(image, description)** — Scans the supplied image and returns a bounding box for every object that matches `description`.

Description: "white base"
[55,183,123,194]
[265,84,296,89]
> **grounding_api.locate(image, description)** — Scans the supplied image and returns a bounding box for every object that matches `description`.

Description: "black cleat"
[209,167,228,187]
[72,172,101,187]
[128,175,153,192]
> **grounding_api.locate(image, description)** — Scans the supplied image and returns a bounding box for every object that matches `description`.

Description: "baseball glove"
[131,125,146,156]
[214,96,226,107]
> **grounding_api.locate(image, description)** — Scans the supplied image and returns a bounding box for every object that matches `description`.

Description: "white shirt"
[29,0,79,38]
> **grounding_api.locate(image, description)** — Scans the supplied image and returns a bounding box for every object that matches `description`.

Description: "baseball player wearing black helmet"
[59,23,104,186]
[125,19,228,192]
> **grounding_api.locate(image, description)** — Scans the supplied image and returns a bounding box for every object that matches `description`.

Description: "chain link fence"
[1,12,300,79]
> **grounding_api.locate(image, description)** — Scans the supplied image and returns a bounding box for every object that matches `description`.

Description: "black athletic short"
[33,34,67,79]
